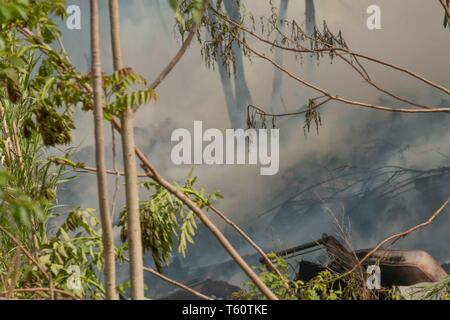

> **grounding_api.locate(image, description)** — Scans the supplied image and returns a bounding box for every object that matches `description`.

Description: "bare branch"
[148,0,209,91]
[123,257,214,300]
[237,37,450,114]
[439,0,450,27]
[349,196,450,274]
[209,205,293,295]
[0,225,56,299]
[212,8,450,96]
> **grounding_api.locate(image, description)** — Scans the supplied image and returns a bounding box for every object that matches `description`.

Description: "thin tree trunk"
[90,0,117,300]
[108,0,145,300]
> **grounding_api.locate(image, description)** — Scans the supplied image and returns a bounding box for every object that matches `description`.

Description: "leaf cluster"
[119,174,222,272]
[102,67,159,120]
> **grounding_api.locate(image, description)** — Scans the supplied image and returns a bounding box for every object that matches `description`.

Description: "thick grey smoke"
[58,0,450,293]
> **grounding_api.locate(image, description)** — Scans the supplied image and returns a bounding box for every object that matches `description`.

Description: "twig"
[336,53,430,109]
[50,157,148,177]
[209,205,293,295]
[237,37,450,114]
[247,98,331,119]
[439,0,450,26]
[0,103,13,164]
[0,226,50,280]
[143,266,213,300]
[6,247,22,299]
[147,0,209,91]
[0,287,79,300]
[212,8,450,96]
[0,225,58,300]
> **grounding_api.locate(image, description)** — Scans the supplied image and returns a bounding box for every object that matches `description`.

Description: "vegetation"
[0,0,449,300]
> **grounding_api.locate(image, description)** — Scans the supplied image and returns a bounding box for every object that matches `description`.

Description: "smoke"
[270,0,289,114]
[223,0,253,128]
[305,0,316,36]
[207,6,238,128]
[57,0,450,290]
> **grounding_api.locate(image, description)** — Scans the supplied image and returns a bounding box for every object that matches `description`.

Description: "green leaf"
[169,0,178,11]
[11,204,31,230]
[192,0,204,26]
[50,263,63,276]
[38,254,52,265]
[60,228,70,242]
[0,170,9,186]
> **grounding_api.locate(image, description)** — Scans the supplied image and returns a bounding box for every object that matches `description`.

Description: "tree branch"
[349,196,450,274]
[439,0,450,27]
[212,7,450,96]
[148,0,209,91]
[0,225,55,299]
[124,257,213,300]
[236,37,450,114]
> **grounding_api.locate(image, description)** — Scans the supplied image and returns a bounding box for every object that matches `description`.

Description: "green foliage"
[119,173,222,272]
[2,0,223,299]
[1,1,158,147]
[0,4,76,146]
[300,271,343,300]
[21,0,66,40]
[0,65,22,103]
[39,208,105,299]
[102,67,159,119]
[0,2,106,297]
[0,0,29,43]
[416,276,450,300]
[0,204,106,299]
[232,253,302,300]
[169,0,205,36]
[0,39,71,229]
[0,163,105,299]
[0,170,44,230]
[0,0,28,20]
[231,255,368,300]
